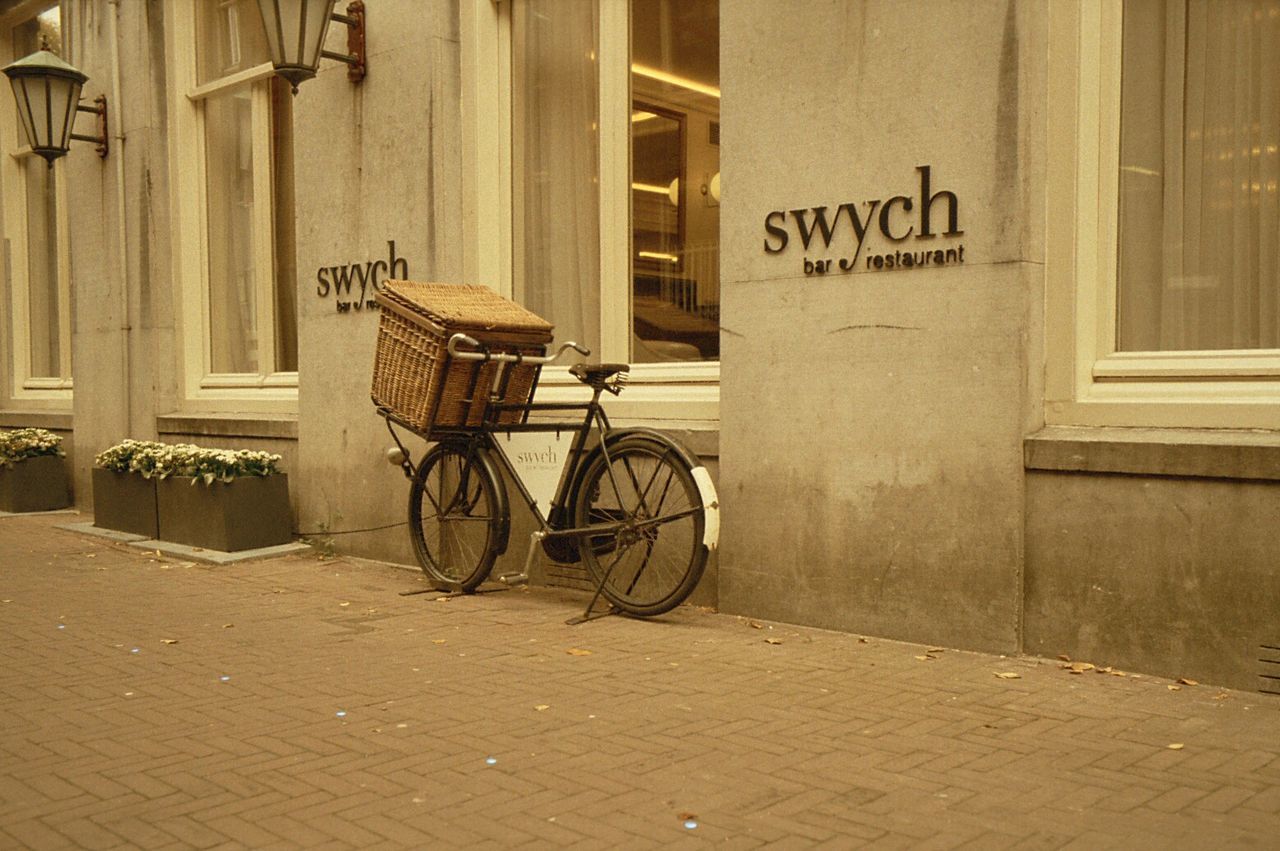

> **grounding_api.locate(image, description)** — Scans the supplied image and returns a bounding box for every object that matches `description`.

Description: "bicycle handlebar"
[447,333,590,365]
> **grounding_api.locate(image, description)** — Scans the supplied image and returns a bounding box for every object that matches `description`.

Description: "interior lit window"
[630,0,720,362]
[510,0,720,367]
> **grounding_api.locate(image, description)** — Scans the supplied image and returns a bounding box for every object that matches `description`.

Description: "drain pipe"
[107,0,131,437]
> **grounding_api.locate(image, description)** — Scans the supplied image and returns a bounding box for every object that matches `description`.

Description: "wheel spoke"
[409,443,500,590]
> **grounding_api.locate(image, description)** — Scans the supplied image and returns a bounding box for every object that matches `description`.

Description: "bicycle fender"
[689,465,720,552]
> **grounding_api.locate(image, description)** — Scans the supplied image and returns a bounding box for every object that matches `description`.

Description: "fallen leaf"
[914,655,931,661]
[160,639,179,645]
[1177,678,1198,686]
[678,811,698,821]
[338,601,350,607]
[1062,662,1095,674]
[566,648,592,656]
[764,638,783,645]
[994,672,1021,679]
[748,621,764,629]
[222,623,234,628]
[1213,692,1230,701]
[534,705,550,711]
[1097,666,1113,674]
[1109,670,1128,677]
[1,599,11,603]
[1168,685,1181,691]
[1057,654,1072,662]
[432,639,446,645]
[857,637,870,644]
[927,648,945,653]
[1167,743,1184,750]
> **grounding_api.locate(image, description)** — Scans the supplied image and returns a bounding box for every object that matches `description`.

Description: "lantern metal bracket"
[320,1,366,84]
[69,94,108,158]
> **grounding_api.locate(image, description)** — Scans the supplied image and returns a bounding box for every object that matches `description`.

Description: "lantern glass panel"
[300,0,333,69]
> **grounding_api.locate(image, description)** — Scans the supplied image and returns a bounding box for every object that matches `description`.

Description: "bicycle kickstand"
[566,551,623,626]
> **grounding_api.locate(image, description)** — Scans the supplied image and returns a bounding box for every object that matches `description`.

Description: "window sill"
[1025,426,1280,482]
[156,412,298,441]
[0,410,74,430]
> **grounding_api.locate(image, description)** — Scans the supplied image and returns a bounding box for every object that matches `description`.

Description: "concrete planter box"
[156,474,292,552]
[0,455,70,512]
[92,468,159,537]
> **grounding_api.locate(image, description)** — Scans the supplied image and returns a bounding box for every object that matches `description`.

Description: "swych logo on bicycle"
[372,281,718,623]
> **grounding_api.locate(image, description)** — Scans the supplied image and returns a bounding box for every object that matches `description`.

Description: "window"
[168,0,296,406]
[1,2,71,401]
[1046,0,1280,429]
[464,0,720,421]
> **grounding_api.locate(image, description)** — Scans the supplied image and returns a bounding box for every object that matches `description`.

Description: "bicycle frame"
[379,333,713,621]
[380,376,639,572]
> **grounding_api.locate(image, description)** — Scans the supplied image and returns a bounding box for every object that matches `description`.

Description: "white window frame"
[461,0,719,425]
[1045,0,1280,430]
[0,0,72,405]
[165,0,296,413]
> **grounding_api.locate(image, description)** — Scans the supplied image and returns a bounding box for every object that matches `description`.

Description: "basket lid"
[377,281,554,333]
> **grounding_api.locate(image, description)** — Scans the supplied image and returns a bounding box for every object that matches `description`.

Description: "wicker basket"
[371,281,554,432]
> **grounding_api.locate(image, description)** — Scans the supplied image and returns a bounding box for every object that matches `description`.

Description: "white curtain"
[511,1,601,353]
[1118,0,1280,351]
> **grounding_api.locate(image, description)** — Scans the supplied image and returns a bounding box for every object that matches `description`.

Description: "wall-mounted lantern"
[3,50,107,165]
[255,0,366,94]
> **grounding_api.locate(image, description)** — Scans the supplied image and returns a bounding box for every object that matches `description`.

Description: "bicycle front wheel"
[408,441,505,591]
[573,436,708,617]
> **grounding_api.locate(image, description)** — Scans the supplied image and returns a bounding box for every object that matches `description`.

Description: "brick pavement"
[1,511,1278,849]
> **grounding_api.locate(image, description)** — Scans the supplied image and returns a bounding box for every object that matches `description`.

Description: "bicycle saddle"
[569,363,629,385]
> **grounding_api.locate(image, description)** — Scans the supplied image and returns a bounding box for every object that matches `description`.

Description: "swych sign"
[762,165,966,276]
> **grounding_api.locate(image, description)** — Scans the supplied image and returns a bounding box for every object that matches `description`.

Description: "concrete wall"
[293,1,461,566]
[718,0,1046,651]
[1026,471,1280,693]
[66,0,176,507]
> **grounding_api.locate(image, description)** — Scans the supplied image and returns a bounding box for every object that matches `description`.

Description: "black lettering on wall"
[918,165,962,236]
[763,211,789,253]
[879,196,914,242]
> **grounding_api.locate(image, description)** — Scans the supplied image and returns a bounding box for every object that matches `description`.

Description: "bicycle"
[377,333,719,621]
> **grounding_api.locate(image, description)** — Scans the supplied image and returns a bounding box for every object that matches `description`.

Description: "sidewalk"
[1,511,1277,848]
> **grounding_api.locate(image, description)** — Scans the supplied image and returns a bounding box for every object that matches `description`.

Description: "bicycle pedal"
[494,572,529,587]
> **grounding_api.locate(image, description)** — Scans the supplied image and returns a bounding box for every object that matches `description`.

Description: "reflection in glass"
[630,0,719,362]
[13,5,63,378]
[204,88,258,374]
[270,77,298,372]
[24,147,59,377]
[196,0,270,87]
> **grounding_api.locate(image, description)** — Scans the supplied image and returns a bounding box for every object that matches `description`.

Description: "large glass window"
[186,0,296,385]
[1045,0,1280,429]
[2,3,70,393]
[510,0,720,366]
[1117,0,1280,353]
[630,0,719,362]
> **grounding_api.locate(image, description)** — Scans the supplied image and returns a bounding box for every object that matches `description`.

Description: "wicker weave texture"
[371,282,553,431]
[379,281,553,333]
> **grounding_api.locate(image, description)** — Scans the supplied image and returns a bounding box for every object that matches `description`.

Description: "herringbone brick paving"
[1,513,1277,848]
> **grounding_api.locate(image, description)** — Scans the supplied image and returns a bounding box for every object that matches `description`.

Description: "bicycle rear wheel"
[573,436,708,616]
[408,441,505,591]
